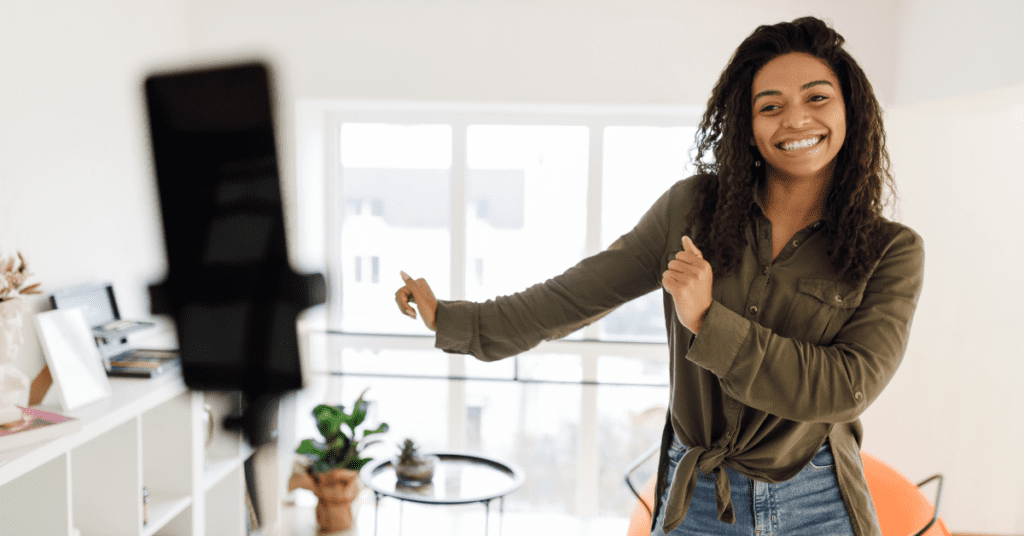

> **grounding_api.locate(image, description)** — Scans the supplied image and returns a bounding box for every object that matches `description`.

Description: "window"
[465,124,589,311]
[306,102,701,519]
[598,126,698,343]
[337,123,452,334]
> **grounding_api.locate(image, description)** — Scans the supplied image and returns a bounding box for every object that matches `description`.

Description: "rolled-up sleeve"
[685,226,925,423]
[434,178,694,362]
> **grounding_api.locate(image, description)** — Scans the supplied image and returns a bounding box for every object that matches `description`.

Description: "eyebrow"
[753,80,834,104]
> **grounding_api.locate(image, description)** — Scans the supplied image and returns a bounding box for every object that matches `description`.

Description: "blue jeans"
[651,436,855,536]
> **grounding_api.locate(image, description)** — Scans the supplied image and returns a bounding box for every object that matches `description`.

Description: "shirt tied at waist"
[663,444,736,532]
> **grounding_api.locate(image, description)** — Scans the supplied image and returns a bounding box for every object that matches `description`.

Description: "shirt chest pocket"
[783,278,864,345]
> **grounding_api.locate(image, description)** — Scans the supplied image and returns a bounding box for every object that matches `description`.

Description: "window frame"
[322,102,702,342]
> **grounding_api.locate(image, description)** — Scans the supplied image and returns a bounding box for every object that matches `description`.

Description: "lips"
[777,135,825,151]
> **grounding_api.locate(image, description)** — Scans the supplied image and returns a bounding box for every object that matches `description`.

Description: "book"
[0,406,82,451]
[106,349,180,379]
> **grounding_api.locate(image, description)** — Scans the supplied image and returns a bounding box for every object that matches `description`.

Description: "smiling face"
[751,52,846,184]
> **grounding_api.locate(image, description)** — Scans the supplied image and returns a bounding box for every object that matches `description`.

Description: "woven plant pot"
[310,466,361,532]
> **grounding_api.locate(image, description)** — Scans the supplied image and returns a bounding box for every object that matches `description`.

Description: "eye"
[759,104,780,113]
[809,95,829,103]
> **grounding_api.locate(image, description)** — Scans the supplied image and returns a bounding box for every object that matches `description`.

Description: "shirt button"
[835,295,843,303]
[855,392,864,402]
[748,305,758,314]
[762,266,769,275]
[792,239,800,247]
[724,431,733,440]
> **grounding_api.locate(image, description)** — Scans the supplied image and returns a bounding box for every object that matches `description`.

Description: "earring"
[754,160,761,167]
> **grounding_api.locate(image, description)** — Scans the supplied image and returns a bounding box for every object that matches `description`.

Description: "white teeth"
[780,136,822,151]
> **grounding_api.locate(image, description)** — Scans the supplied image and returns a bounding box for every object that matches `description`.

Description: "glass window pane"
[596,354,669,386]
[517,353,582,383]
[337,348,451,379]
[338,123,452,335]
[465,125,589,340]
[465,380,580,515]
[596,383,669,516]
[597,126,698,343]
[463,354,516,381]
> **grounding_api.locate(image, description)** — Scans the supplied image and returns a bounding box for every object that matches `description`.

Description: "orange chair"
[625,448,950,536]
[624,444,659,536]
[860,451,951,536]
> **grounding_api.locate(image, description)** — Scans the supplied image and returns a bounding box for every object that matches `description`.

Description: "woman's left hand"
[662,236,713,334]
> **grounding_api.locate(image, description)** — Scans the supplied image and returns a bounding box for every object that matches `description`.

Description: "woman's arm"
[684,224,925,424]
[427,178,695,362]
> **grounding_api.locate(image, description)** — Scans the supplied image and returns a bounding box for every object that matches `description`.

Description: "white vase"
[0,298,29,424]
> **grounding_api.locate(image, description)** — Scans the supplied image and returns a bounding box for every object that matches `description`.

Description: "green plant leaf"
[363,423,388,437]
[338,412,355,431]
[350,399,367,428]
[327,434,351,453]
[314,405,345,441]
[296,439,326,458]
[349,387,371,431]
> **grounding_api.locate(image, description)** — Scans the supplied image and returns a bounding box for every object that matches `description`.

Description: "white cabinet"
[0,375,276,536]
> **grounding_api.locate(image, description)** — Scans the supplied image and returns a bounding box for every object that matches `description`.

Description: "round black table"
[359,452,525,536]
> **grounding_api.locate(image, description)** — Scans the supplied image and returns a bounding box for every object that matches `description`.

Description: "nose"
[780,103,811,129]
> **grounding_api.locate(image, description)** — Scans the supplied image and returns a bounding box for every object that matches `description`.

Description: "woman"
[395,16,923,536]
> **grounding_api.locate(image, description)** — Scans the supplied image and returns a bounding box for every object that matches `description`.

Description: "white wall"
[894,0,1024,106]
[0,1,190,387]
[187,0,900,106]
[867,1,1024,532]
[862,82,1024,534]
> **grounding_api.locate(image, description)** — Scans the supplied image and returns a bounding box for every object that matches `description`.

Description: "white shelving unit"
[0,374,275,536]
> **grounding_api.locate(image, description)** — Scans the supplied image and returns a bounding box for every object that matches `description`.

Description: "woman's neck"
[760,166,832,226]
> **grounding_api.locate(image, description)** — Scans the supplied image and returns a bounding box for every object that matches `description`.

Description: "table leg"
[499,496,505,536]
[373,492,381,536]
[484,499,491,536]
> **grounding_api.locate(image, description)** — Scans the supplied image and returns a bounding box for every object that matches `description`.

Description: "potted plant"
[394,438,438,485]
[294,388,388,532]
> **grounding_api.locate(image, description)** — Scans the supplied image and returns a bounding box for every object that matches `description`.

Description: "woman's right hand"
[395,271,438,332]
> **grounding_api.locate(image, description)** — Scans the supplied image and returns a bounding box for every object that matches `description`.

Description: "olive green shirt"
[434,175,924,536]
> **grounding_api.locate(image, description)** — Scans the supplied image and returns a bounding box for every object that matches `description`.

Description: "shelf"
[0,454,69,535]
[204,453,246,492]
[206,464,247,536]
[201,390,251,492]
[0,374,187,487]
[0,372,276,536]
[142,489,191,536]
[72,418,140,535]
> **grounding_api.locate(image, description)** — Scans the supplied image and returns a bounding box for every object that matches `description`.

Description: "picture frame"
[34,308,112,412]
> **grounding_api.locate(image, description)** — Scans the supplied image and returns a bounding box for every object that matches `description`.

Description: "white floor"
[276,489,632,536]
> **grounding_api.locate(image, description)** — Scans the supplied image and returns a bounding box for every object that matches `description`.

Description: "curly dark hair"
[688,16,895,282]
